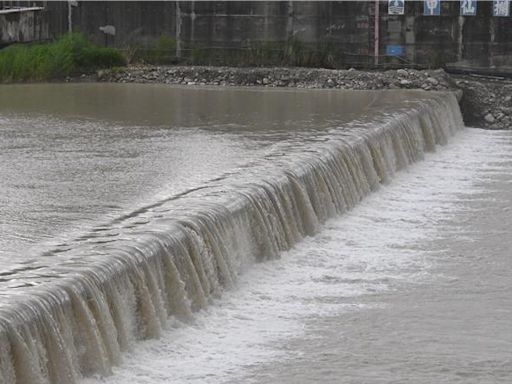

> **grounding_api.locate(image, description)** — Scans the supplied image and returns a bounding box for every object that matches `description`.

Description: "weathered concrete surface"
[41,1,512,69]
[0,7,48,46]
[93,65,510,130]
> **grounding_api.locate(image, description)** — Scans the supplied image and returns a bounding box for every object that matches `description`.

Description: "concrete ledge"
[446,63,512,79]
[0,7,44,15]
[0,6,47,46]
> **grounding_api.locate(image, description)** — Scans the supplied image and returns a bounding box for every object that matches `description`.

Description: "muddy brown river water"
[0,83,510,384]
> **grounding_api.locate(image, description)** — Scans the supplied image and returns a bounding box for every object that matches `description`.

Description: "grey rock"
[484,113,496,123]
[426,77,439,85]
[96,69,108,80]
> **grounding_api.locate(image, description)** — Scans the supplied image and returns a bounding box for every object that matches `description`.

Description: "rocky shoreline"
[96,65,511,130]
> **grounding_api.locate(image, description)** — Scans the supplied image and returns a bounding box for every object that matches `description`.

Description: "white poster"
[388,0,405,15]
[493,0,510,16]
[461,0,477,16]
[424,0,441,16]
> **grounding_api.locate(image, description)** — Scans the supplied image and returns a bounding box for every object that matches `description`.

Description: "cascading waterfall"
[0,92,464,384]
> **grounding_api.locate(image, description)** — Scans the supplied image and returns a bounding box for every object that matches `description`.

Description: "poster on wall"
[461,0,477,15]
[424,0,441,15]
[386,45,404,57]
[493,0,510,16]
[388,0,405,15]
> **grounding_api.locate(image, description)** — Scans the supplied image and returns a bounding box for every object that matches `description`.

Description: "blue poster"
[493,0,510,16]
[386,45,404,57]
[461,0,477,16]
[424,0,441,15]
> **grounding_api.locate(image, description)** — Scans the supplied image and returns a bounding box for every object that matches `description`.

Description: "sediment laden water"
[0,92,463,384]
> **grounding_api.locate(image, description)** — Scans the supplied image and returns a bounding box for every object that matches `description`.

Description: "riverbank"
[94,65,511,130]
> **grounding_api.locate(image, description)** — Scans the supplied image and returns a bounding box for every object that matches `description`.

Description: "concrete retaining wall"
[0,7,48,46]
[3,1,512,68]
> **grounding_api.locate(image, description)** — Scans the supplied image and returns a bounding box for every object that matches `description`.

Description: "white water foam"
[84,128,512,384]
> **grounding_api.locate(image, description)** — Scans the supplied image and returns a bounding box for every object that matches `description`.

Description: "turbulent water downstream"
[0,84,510,384]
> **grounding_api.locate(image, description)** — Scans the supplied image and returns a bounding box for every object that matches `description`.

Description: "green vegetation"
[284,38,342,68]
[126,35,177,65]
[151,35,177,64]
[0,34,126,82]
[186,38,343,68]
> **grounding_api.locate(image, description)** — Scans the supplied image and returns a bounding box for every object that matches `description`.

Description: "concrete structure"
[0,6,48,46]
[2,1,512,69]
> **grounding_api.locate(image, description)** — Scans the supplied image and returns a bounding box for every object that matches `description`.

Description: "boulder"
[484,113,496,123]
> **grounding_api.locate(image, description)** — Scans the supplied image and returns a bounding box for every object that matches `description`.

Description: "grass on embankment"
[0,34,126,82]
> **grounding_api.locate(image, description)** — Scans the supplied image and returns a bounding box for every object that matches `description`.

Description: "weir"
[0,92,464,384]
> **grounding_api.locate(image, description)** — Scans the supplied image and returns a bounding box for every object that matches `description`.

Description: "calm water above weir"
[0,84,510,384]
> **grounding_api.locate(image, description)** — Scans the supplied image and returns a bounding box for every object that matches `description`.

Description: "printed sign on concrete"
[388,0,405,15]
[424,0,441,15]
[386,45,404,57]
[461,0,477,15]
[493,0,510,16]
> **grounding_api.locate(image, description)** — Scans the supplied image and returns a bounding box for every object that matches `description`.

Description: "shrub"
[127,35,177,65]
[0,33,126,82]
[153,35,177,64]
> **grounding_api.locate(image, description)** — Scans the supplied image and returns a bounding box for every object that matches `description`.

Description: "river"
[85,128,512,384]
[0,83,510,384]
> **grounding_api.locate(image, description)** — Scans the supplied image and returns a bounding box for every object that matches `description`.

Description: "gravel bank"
[455,75,512,130]
[97,65,511,130]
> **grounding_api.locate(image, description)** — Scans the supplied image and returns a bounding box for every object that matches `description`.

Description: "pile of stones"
[99,66,453,91]
[455,76,512,129]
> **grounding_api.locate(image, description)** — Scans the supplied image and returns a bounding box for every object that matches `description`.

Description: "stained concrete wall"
[0,7,48,46]
[3,1,512,68]
[378,1,512,67]
[44,1,179,48]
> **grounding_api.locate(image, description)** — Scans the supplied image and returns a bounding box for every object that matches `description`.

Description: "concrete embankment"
[96,65,511,130]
